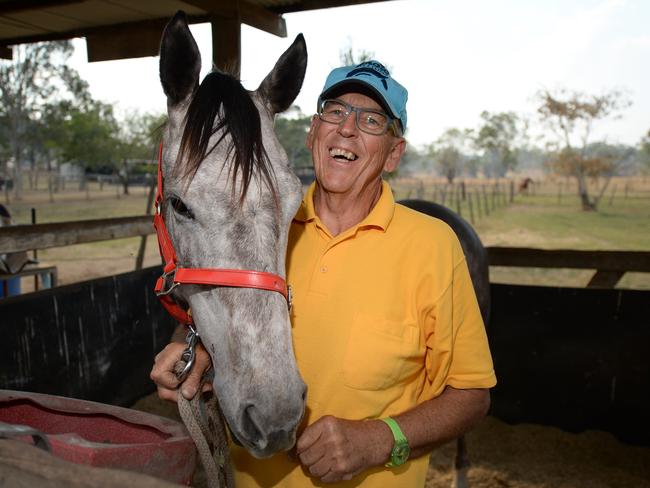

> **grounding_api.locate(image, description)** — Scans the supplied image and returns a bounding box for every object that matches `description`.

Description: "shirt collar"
[293,180,395,232]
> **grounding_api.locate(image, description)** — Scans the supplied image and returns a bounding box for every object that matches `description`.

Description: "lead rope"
[175,327,235,488]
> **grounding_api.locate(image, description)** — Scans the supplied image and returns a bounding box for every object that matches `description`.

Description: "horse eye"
[169,195,194,220]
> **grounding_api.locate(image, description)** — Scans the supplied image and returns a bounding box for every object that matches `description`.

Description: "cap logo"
[346,61,389,90]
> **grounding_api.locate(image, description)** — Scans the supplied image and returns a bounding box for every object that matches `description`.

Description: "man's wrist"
[371,419,396,466]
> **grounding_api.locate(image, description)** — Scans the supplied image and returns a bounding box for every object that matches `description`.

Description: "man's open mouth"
[329,147,358,162]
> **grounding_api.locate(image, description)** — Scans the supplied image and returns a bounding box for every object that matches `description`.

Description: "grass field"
[3,175,650,291]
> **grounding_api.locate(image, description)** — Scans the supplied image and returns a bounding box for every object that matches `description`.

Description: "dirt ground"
[426,417,650,488]
[132,394,650,488]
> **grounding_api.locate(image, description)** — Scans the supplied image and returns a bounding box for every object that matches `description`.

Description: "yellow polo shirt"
[232,181,496,487]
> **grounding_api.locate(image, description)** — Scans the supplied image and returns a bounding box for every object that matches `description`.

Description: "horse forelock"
[174,71,278,205]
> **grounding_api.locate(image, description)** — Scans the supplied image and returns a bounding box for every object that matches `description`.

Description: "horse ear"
[257,34,307,114]
[159,11,201,105]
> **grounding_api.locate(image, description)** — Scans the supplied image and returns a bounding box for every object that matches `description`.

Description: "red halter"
[153,143,291,325]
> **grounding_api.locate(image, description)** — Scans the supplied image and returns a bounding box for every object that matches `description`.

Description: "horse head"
[158,11,307,458]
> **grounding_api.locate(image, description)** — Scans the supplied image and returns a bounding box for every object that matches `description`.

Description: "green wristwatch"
[380,417,411,467]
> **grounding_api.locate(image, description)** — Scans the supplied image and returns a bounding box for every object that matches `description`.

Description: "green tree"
[58,101,119,179]
[398,143,429,176]
[274,105,312,169]
[432,128,473,183]
[0,41,82,200]
[339,40,376,66]
[114,111,166,194]
[474,111,521,177]
[537,88,631,211]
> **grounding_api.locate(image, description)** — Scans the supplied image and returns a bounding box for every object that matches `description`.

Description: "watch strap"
[380,417,407,443]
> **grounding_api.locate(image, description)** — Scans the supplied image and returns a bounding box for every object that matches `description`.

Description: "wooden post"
[467,191,475,224]
[483,185,490,216]
[475,189,482,219]
[416,180,424,199]
[48,174,54,203]
[31,208,38,291]
[608,185,617,206]
[455,189,462,217]
[135,175,157,270]
[212,9,242,77]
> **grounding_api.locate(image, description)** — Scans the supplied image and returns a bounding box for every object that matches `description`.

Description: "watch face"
[391,441,411,465]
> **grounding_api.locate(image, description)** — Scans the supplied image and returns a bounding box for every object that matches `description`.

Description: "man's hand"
[295,416,392,484]
[150,340,212,402]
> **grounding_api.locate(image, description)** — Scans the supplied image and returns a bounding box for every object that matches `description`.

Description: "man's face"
[306,91,405,198]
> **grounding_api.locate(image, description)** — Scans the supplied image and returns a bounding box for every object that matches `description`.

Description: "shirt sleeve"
[420,243,497,401]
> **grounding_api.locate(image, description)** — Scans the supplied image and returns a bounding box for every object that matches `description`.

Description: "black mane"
[176,71,276,203]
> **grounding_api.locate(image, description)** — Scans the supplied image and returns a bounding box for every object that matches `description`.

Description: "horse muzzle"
[232,382,306,458]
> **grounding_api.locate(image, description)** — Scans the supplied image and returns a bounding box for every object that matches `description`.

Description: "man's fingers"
[151,342,186,389]
[156,384,179,403]
[296,418,325,454]
[306,455,331,478]
[150,341,214,402]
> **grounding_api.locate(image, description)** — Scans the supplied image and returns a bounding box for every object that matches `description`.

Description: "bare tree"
[537,88,631,211]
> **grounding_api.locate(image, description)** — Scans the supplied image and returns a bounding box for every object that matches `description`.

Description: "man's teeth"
[329,148,358,161]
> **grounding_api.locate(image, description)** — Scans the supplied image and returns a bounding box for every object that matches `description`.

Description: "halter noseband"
[153,143,291,325]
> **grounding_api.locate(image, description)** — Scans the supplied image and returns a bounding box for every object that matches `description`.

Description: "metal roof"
[0,1,392,61]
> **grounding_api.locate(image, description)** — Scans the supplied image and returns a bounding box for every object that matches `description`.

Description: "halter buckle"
[156,268,180,296]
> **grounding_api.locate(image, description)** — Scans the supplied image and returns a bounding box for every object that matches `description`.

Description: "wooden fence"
[392,179,516,225]
[2,215,649,290]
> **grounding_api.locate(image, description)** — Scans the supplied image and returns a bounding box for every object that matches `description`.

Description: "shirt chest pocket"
[342,313,422,391]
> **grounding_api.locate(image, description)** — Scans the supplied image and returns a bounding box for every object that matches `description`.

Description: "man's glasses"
[317,99,399,136]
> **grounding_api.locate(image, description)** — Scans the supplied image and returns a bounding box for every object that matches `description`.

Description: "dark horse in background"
[400,199,490,488]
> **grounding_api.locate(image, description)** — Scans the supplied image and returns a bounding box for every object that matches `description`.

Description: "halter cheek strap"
[153,143,291,325]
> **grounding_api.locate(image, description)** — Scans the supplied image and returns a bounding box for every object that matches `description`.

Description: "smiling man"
[152,60,496,487]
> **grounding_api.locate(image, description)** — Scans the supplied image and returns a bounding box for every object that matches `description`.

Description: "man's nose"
[337,110,358,136]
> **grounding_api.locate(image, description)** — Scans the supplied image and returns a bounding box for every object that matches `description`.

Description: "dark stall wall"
[1,269,649,445]
[488,283,650,446]
[0,266,176,406]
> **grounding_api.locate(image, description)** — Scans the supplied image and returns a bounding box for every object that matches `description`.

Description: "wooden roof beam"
[182,0,287,37]
[0,0,83,15]
[269,0,390,14]
[86,18,168,62]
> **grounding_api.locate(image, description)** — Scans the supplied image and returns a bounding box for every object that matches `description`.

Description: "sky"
[69,0,650,149]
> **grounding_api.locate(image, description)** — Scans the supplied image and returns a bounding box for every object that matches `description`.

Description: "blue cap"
[318,60,408,133]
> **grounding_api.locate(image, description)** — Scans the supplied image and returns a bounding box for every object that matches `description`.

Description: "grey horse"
[158,12,307,459]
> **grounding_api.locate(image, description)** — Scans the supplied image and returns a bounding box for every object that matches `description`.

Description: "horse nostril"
[242,404,263,445]
[301,385,307,402]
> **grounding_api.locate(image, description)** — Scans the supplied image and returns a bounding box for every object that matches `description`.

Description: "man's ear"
[383,137,406,173]
[305,114,318,151]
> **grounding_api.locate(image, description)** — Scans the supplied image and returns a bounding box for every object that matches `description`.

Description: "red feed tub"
[0,389,196,484]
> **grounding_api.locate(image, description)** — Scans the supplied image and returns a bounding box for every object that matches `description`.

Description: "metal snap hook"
[176,324,199,382]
